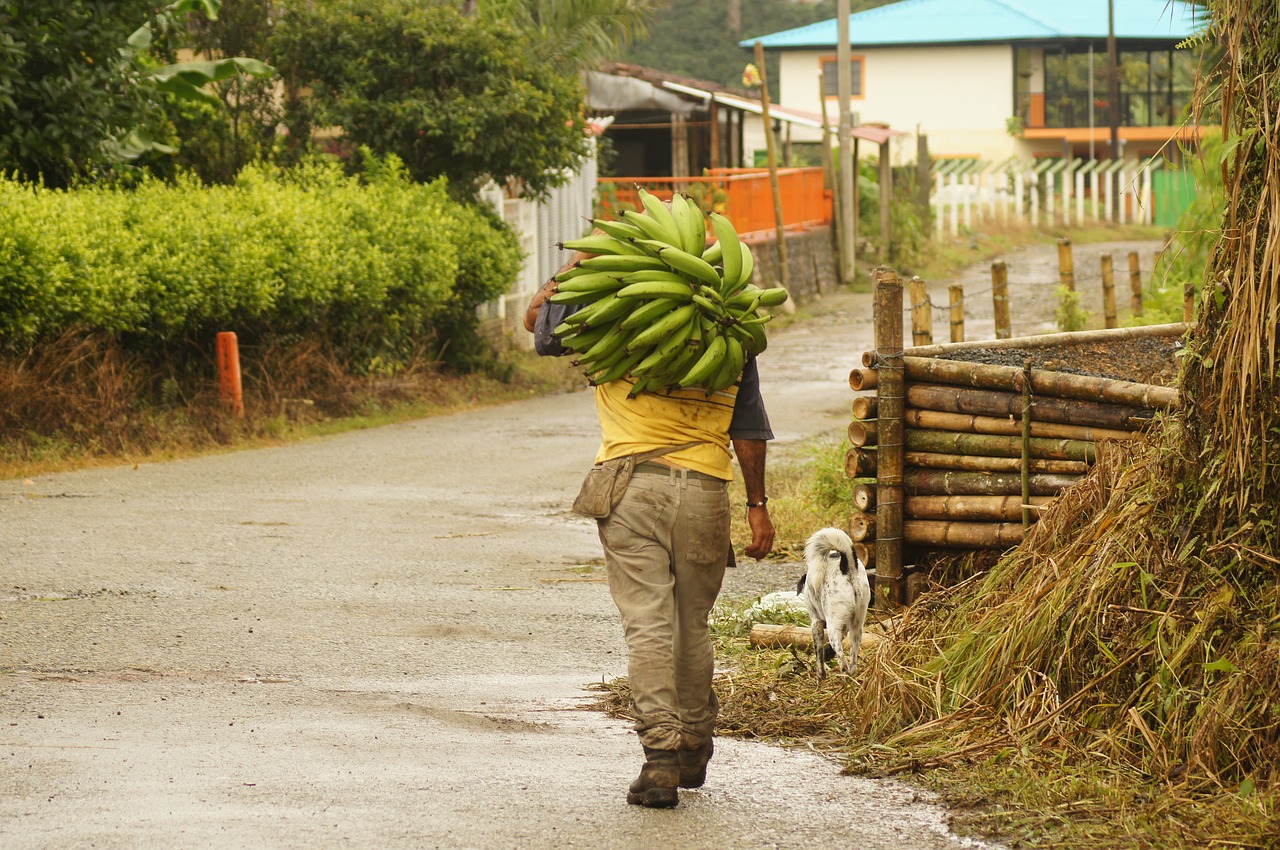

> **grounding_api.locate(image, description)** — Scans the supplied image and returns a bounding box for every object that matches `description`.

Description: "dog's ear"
[837,550,849,576]
[795,573,807,594]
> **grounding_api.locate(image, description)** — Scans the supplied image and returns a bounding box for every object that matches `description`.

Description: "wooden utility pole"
[754,41,789,291]
[837,0,856,284]
[1107,0,1121,159]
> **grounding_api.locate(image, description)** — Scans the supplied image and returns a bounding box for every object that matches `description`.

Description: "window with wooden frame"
[820,55,865,99]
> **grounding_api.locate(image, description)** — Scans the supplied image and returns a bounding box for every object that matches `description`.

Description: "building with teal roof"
[740,0,1211,165]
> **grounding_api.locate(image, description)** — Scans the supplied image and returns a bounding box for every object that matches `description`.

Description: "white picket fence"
[476,150,600,346]
[931,157,1164,239]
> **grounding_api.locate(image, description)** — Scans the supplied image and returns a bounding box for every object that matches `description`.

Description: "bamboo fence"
[850,268,1187,606]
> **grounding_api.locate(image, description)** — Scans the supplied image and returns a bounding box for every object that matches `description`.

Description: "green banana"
[589,347,648,386]
[637,187,683,247]
[627,303,698,353]
[577,320,633,363]
[550,288,613,305]
[580,292,634,327]
[553,271,624,294]
[710,334,747,391]
[736,242,756,290]
[559,234,645,256]
[726,285,763,310]
[621,208,678,246]
[701,239,723,265]
[687,197,707,258]
[616,280,694,301]
[592,217,646,242]
[756,287,790,307]
[579,254,670,274]
[631,315,695,378]
[618,268,690,285]
[668,193,702,255]
[708,213,742,292]
[655,244,723,289]
[560,322,614,352]
[678,332,728,389]
[729,317,768,355]
[618,297,683,331]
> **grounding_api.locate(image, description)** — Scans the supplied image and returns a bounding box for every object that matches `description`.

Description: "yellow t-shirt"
[593,378,739,480]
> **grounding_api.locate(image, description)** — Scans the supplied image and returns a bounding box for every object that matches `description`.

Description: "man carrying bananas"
[523,200,775,810]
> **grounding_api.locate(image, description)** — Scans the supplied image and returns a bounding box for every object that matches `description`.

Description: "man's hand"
[744,505,774,559]
[732,438,774,560]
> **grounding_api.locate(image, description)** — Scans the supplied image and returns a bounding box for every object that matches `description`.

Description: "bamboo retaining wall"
[850,267,1187,606]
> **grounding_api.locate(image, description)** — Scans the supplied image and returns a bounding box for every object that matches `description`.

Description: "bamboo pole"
[852,396,877,421]
[904,451,1089,475]
[1057,238,1075,291]
[852,483,876,512]
[850,510,875,542]
[848,420,877,447]
[873,267,905,606]
[905,520,1025,548]
[1128,251,1143,316]
[854,542,875,567]
[949,284,965,343]
[905,469,1083,497]
[749,623,885,652]
[904,408,1137,442]
[901,357,1179,410]
[1184,283,1196,323]
[845,446,878,478]
[905,494,1053,522]
[908,276,933,346]
[906,429,1097,462]
[907,383,1155,430]
[1101,253,1118,329]
[902,322,1189,358]
[848,367,879,391]
[991,260,1011,339]
[753,41,789,293]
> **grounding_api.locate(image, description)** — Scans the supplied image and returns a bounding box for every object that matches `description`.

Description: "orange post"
[216,331,244,417]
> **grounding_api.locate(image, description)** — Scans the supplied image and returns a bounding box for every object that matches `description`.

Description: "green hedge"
[0,160,521,368]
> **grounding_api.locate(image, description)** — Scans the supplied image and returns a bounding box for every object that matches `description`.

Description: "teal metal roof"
[741,0,1205,49]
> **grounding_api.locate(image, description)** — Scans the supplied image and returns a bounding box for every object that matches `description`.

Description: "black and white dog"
[796,527,871,680]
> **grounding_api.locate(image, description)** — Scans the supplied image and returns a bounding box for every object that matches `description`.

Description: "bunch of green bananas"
[549,188,788,397]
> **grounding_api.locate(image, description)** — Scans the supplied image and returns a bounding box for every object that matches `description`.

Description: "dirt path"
[0,238,1161,849]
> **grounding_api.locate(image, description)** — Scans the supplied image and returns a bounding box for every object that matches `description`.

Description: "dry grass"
[0,330,580,479]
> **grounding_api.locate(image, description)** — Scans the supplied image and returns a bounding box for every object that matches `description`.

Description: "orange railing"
[598,167,832,240]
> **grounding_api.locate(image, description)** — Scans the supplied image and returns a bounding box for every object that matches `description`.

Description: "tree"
[271,1,593,200]
[165,0,285,184]
[469,0,659,69]
[0,0,274,186]
[0,0,159,186]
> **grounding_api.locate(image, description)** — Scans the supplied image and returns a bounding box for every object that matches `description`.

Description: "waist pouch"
[571,442,701,519]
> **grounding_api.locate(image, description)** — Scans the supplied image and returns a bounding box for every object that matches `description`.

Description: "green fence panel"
[1153,169,1196,228]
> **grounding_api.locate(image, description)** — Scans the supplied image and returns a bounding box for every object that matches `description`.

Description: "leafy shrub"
[0,157,520,371]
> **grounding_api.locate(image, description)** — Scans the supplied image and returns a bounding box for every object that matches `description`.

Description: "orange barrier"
[216,331,244,417]
[599,167,832,239]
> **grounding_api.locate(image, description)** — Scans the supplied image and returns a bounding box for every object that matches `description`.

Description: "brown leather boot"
[678,736,714,788]
[626,746,679,808]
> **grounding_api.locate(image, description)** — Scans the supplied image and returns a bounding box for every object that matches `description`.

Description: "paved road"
[3,240,1157,849]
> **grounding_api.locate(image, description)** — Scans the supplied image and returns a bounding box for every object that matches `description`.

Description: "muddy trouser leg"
[599,470,730,752]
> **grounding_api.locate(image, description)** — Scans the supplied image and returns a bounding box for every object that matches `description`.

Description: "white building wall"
[777,43,1023,164]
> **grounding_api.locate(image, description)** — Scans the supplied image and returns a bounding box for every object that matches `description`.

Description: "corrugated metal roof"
[741,0,1205,49]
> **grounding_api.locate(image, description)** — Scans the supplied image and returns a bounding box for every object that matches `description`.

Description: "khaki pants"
[598,464,730,751]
